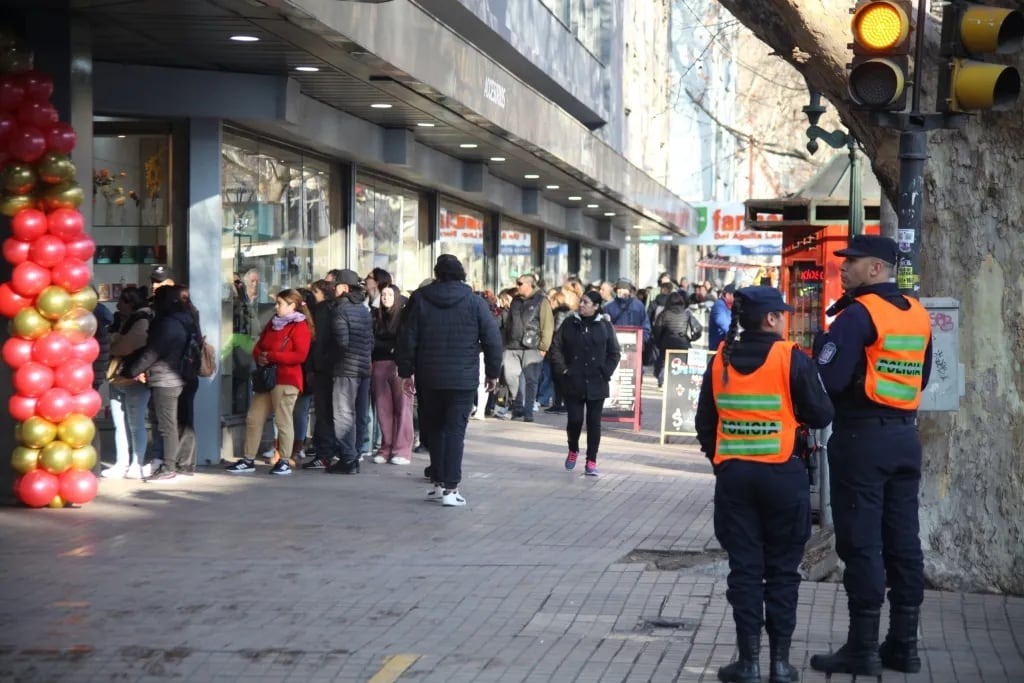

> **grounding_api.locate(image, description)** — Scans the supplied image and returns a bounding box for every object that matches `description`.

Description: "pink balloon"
[11,208,48,241]
[44,122,76,154]
[36,387,74,423]
[54,358,93,394]
[0,74,25,111]
[16,101,57,129]
[59,469,98,505]
[28,234,66,269]
[63,235,95,262]
[14,361,55,397]
[8,126,47,163]
[3,237,31,265]
[16,469,60,508]
[0,282,32,318]
[10,261,52,297]
[49,258,90,293]
[8,393,38,422]
[70,337,99,363]
[47,209,84,240]
[31,331,73,367]
[70,388,101,418]
[2,336,35,368]
[18,70,54,103]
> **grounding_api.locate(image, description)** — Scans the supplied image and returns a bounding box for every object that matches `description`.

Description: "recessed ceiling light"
[489,156,506,162]
[568,195,582,201]
[632,224,644,230]
[417,122,436,127]
[524,174,540,180]
[586,203,599,208]
[370,103,392,109]
[295,66,320,72]
[459,143,479,149]
[604,212,616,217]
[116,135,126,139]
[230,35,260,42]
[545,185,560,190]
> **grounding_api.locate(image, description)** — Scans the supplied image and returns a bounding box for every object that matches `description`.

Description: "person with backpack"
[105,287,154,479]
[125,285,202,483]
[652,291,704,388]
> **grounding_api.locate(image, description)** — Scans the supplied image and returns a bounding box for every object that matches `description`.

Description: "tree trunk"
[715,0,1024,594]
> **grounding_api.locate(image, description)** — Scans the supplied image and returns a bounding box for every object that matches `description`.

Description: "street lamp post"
[802,87,863,238]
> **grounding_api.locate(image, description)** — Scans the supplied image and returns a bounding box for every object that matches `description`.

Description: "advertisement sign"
[679,202,782,251]
[439,208,483,244]
[659,349,714,444]
[603,326,643,432]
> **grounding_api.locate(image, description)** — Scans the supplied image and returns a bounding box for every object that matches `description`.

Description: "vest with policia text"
[710,341,799,465]
[857,293,931,410]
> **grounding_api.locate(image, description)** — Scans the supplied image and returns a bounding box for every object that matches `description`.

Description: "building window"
[438,201,486,291]
[580,245,598,285]
[498,220,538,291]
[354,175,429,290]
[545,235,569,290]
[220,132,336,415]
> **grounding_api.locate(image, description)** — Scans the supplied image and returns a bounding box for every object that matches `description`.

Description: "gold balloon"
[0,193,36,217]
[2,163,38,195]
[40,182,84,212]
[47,495,66,509]
[11,446,41,475]
[36,285,73,321]
[13,307,53,340]
[57,414,95,449]
[55,306,97,343]
[69,287,98,312]
[36,153,77,185]
[21,416,57,449]
[40,440,73,475]
[69,444,97,471]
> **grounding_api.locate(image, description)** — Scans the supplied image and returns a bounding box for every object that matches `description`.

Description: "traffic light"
[848,0,913,110]
[939,2,1024,112]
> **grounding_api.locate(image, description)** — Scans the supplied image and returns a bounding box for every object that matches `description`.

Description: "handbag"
[251,326,292,393]
[199,337,217,377]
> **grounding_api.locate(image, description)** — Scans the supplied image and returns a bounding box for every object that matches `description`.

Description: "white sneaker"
[124,463,144,479]
[101,466,127,479]
[471,412,487,421]
[141,462,154,478]
[426,484,443,502]
[390,456,410,466]
[372,454,388,464]
[442,489,466,507]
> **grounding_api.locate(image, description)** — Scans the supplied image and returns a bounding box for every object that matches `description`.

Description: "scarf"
[270,311,305,331]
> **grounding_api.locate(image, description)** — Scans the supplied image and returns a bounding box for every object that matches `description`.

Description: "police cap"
[834,234,898,264]
[736,286,794,317]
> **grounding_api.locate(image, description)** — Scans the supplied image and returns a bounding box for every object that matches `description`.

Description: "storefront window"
[220,132,336,415]
[544,236,569,289]
[580,245,597,285]
[439,201,486,291]
[498,220,539,291]
[354,176,428,290]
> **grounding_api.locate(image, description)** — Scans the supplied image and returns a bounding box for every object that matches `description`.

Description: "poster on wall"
[603,326,643,433]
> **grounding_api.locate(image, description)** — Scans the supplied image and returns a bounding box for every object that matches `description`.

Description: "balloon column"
[0,34,100,508]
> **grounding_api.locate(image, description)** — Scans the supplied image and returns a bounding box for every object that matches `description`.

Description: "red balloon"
[19,70,54,103]
[14,361,55,397]
[8,393,38,422]
[63,235,95,261]
[50,259,90,293]
[47,208,83,240]
[3,237,31,265]
[11,261,51,297]
[44,122,76,154]
[11,208,48,241]
[3,336,34,368]
[70,388,101,418]
[36,387,74,423]
[27,234,66,269]
[70,336,99,363]
[16,469,60,507]
[16,101,57,129]
[8,126,47,163]
[32,331,73,367]
[0,111,15,144]
[59,469,98,505]
[54,358,93,394]
[0,74,25,111]
[0,282,32,317]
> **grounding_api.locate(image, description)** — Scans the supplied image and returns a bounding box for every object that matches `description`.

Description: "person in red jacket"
[226,288,314,475]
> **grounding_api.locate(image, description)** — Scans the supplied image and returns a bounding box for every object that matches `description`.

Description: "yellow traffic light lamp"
[939,2,1024,112]
[848,0,914,109]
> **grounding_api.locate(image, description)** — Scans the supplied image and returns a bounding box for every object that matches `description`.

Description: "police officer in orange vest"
[695,286,834,683]
[810,235,933,680]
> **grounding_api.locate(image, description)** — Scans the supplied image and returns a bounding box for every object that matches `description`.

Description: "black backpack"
[180,325,203,382]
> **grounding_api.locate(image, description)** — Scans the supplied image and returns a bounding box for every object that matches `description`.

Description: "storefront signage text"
[484,77,507,108]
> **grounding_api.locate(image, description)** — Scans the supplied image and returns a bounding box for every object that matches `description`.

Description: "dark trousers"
[312,377,338,460]
[151,382,197,473]
[713,457,811,638]
[417,388,475,489]
[331,376,361,462]
[356,375,371,455]
[829,420,924,611]
[565,397,604,461]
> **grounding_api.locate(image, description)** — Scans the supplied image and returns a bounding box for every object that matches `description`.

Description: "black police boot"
[809,609,883,681]
[768,634,799,683]
[718,634,760,683]
[879,604,921,673]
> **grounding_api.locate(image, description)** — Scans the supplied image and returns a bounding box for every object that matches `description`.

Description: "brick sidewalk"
[1,377,1022,682]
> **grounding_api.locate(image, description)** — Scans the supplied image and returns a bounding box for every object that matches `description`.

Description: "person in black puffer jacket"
[397,254,502,507]
[303,280,339,470]
[548,290,621,476]
[652,291,704,387]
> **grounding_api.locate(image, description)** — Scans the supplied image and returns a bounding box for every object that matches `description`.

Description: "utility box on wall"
[919,297,963,412]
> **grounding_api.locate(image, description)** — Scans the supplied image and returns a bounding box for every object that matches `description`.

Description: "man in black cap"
[695,285,833,683]
[150,265,175,292]
[810,234,933,678]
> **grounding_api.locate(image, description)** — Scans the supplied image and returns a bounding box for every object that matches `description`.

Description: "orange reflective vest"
[858,293,931,410]
[711,341,799,465]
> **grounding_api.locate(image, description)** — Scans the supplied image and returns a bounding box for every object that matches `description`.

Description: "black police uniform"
[695,286,834,683]
[810,235,933,677]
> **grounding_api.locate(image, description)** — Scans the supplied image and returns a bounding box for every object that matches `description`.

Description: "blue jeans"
[292,392,313,453]
[110,382,151,468]
[537,358,553,406]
